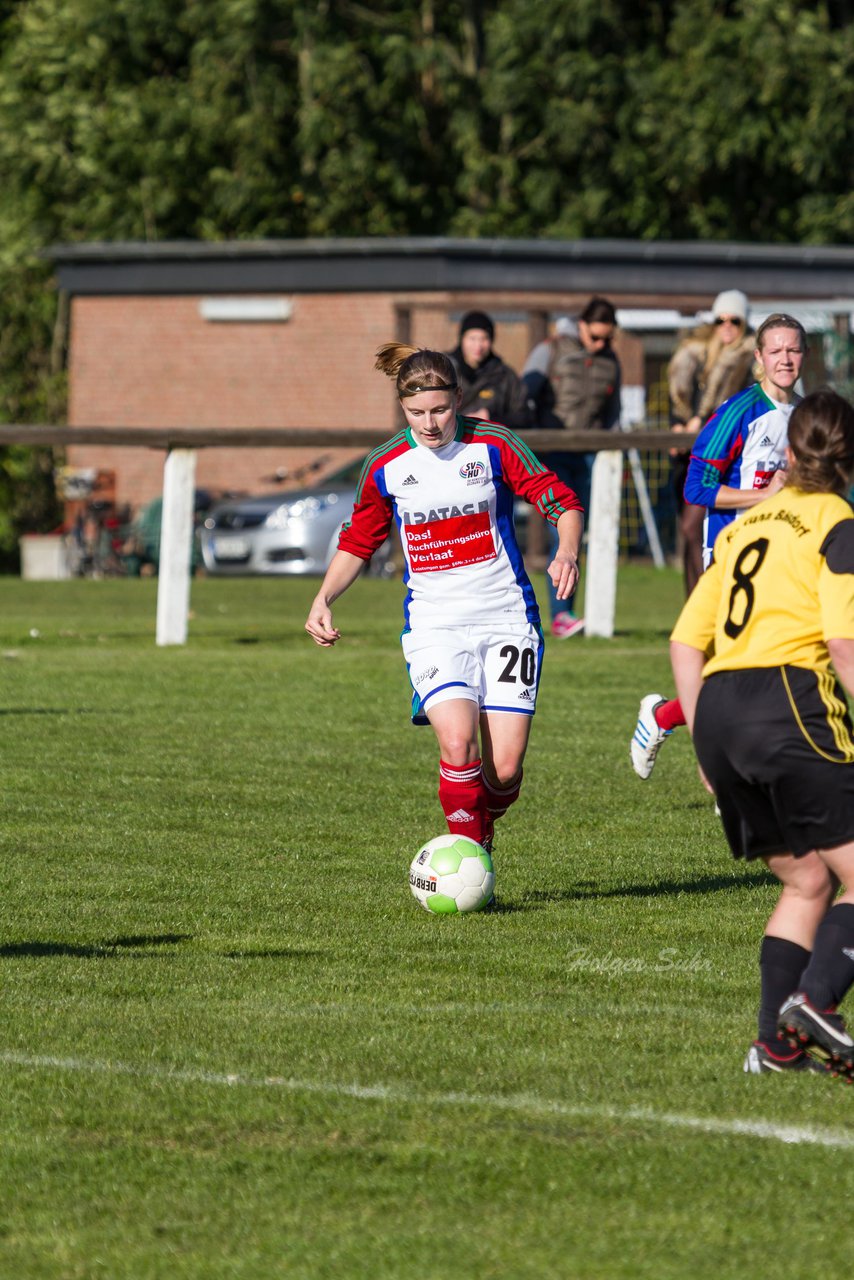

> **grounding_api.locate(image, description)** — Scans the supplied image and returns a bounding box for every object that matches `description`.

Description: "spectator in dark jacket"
[448,311,531,429]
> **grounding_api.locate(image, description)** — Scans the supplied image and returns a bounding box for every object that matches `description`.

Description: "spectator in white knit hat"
[668,289,756,596]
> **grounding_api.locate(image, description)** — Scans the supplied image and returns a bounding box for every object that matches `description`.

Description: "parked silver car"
[199,461,397,577]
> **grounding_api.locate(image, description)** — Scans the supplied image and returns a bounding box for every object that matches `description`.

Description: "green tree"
[639,0,854,242]
[453,0,853,241]
[0,0,851,565]
[0,0,307,561]
[449,0,665,236]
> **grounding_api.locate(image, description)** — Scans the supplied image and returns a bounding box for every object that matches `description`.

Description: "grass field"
[1,565,852,1279]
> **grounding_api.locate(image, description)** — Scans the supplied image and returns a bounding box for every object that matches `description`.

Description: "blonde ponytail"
[374,343,421,379]
[374,343,458,399]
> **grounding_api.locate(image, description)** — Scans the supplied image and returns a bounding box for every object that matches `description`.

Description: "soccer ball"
[408,834,495,914]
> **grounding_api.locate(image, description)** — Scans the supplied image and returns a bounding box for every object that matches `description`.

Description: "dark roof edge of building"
[45,236,854,267]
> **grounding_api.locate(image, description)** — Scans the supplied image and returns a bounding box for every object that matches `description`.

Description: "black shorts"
[694,666,854,861]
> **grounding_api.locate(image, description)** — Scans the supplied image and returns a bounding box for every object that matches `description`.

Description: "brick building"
[48,238,854,511]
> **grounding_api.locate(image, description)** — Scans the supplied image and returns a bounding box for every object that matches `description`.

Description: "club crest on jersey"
[459,460,486,484]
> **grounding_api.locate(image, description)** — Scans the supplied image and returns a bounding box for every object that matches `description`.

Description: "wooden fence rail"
[0,426,696,452]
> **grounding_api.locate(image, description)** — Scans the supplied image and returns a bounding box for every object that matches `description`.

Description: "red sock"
[438,759,489,844]
[655,698,687,731]
[484,770,523,824]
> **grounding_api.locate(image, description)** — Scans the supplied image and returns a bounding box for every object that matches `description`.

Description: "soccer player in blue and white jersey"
[685,314,807,568]
[631,315,808,780]
[306,343,583,854]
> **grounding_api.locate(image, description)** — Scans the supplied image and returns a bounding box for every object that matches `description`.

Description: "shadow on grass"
[219,948,326,959]
[611,627,673,640]
[0,708,101,716]
[525,870,777,904]
[482,900,529,915]
[105,934,193,949]
[0,934,192,959]
[0,937,326,961]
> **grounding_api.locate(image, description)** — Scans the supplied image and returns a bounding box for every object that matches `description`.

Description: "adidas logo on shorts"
[402,474,418,486]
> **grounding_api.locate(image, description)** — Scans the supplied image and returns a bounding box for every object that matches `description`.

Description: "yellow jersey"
[671,487,854,677]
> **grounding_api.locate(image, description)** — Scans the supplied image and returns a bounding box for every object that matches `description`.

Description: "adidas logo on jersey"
[402,474,419,486]
[759,435,774,448]
[446,808,474,823]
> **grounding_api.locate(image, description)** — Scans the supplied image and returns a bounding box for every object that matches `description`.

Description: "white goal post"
[583,451,624,639]
[155,448,198,647]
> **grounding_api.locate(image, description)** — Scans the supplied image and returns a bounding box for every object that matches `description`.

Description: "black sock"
[799,903,854,1011]
[758,935,811,1044]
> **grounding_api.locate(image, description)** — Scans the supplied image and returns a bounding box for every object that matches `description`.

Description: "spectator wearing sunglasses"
[521,296,621,638]
[668,290,756,595]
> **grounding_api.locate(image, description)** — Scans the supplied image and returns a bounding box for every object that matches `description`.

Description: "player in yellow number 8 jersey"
[671,389,854,1078]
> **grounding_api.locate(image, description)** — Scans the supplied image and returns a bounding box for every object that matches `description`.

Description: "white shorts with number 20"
[403,622,544,725]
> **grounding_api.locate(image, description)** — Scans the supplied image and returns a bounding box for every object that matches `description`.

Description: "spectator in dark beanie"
[448,311,531,429]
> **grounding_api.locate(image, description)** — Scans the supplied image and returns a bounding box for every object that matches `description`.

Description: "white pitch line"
[2,1049,852,1150]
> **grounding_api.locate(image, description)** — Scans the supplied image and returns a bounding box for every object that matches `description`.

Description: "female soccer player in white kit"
[305,343,583,852]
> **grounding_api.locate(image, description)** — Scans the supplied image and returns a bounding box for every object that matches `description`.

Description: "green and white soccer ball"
[408,834,495,914]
